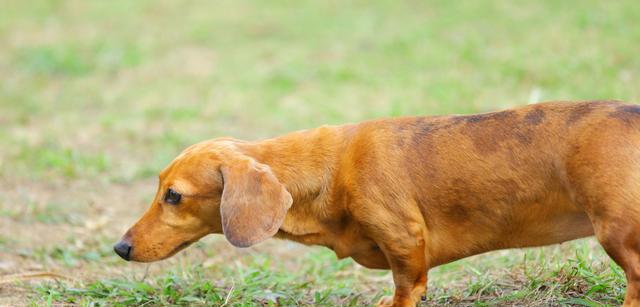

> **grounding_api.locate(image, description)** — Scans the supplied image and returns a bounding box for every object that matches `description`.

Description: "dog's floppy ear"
[219,157,292,247]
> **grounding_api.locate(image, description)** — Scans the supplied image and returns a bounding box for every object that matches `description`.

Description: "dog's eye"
[164,188,181,205]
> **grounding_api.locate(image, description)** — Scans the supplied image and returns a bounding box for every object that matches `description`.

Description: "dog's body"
[116,101,640,306]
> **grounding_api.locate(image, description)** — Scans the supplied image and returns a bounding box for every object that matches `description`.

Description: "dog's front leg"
[375,227,428,307]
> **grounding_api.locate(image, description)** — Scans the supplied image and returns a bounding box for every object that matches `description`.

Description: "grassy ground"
[0,0,639,306]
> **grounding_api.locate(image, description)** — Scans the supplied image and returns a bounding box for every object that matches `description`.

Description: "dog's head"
[113,139,293,262]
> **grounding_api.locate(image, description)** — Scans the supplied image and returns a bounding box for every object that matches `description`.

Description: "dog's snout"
[113,240,132,261]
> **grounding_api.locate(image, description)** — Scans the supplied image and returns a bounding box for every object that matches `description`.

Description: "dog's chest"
[336,241,387,268]
[280,215,389,268]
[328,225,389,269]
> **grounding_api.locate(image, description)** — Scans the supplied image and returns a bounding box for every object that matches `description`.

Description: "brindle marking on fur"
[411,115,477,148]
[524,108,545,126]
[463,110,516,124]
[513,128,534,145]
[410,117,460,148]
[567,103,598,126]
[609,104,640,125]
[411,117,435,146]
[567,101,621,126]
[459,111,523,154]
[406,122,438,181]
[466,129,503,154]
[443,202,470,220]
[435,177,500,225]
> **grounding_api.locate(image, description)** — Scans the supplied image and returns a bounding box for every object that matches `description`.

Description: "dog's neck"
[239,125,355,236]
[241,125,352,203]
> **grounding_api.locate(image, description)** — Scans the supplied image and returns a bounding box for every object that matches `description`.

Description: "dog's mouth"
[165,240,194,258]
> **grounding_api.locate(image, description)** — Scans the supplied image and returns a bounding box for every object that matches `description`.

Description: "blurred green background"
[0,0,638,305]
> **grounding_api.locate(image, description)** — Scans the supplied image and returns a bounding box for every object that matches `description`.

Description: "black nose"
[113,241,132,261]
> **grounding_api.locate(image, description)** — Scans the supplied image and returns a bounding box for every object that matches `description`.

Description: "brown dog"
[115,100,640,306]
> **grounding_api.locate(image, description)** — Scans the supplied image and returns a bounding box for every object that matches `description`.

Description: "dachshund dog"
[115,101,640,306]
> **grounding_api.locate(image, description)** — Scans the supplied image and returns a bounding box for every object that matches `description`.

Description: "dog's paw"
[376,296,394,307]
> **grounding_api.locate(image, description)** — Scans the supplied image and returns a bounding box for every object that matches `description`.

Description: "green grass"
[30,243,625,306]
[33,249,384,306]
[0,0,639,305]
